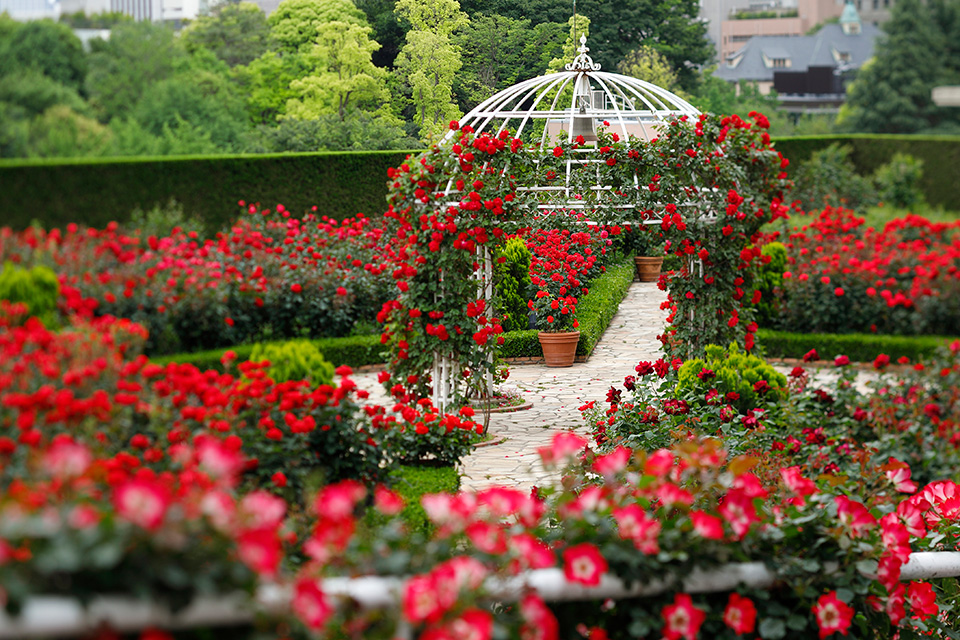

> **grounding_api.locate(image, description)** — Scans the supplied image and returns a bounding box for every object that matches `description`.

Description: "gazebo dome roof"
[449,35,700,146]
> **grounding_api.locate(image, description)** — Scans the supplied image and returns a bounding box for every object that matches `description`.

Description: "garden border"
[151,257,637,370]
[759,328,959,363]
[4,552,959,639]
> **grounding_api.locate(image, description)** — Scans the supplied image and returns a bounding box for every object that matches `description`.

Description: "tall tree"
[546,14,590,73]
[268,0,366,53]
[132,69,249,151]
[574,0,711,92]
[232,51,311,124]
[841,0,959,133]
[85,21,188,122]
[27,105,113,158]
[0,17,87,90]
[285,21,389,120]
[617,45,686,97]
[354,0,404,68]
[454,14,528,110]
[180,2,270,68]
[395,0,467,141]
[458,0,570,25]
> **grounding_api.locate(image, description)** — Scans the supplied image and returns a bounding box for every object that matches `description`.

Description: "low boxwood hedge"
[758,328,958,363]
[151,333,385,372]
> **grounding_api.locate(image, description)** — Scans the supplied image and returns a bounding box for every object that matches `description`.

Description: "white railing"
[4,552,960,639]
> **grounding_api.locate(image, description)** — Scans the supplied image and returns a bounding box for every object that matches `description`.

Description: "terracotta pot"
[634,255,663,282]
[538,330,580,367]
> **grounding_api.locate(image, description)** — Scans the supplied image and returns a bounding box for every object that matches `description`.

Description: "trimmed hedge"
[390,465,460,535]
[758,328,959,363]
[151,333,384,372]
[573,259,636,356]
[154,257,637,370]
[0,150,414,231]
[772,135,960,210]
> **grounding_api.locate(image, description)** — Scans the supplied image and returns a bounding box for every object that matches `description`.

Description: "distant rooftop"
[715,20,880,82]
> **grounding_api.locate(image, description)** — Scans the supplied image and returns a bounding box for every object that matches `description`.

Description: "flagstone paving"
[352,281,877,492]
[353,282,671,492]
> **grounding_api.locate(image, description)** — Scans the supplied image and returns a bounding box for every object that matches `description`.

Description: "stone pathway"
[351,282,877,492]
[352,282,670,492]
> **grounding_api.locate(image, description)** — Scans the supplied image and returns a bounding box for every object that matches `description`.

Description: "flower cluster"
[283,432,960,638]
[377,126,531,403]
[526,225,603,332]
[0,207,396,355]
[762,207,960,336]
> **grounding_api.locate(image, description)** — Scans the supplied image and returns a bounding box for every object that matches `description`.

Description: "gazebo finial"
[565,34,601,72]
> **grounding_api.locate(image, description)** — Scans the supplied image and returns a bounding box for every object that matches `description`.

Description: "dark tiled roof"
[715,22,880,82]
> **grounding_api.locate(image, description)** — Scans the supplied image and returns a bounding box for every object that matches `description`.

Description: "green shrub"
[0,261,60,324]
[755,242,787,327]
[248,339,335,385]
[677,342,787,414]
[126,198,209,239]
[574,259,635,356]
[873,152,925,209]
[494,237,532,332]
[151,334,384,372]
[773,134,960,210]
[758,329,957,363]
[792,143,876,210]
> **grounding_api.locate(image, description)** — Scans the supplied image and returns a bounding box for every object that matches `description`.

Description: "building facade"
[715,2,878,112]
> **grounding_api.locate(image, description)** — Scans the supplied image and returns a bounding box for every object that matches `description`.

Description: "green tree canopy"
[285,21,389,120]
[395,0,466,141]
[268,0,367,53]
[232,51,312,124]
[355,0,404,68]
[251,109,414,151]
[180,2,270,67]
[85,21,189,122]
[132,69,248,151]
[617,44,686,97]
[458,0,570,25]
[842,0,960,133]
[0,17,87,90]
[453,14,528,110]
[27,105,113,158]
[546,14,591,73]
[0,69,88,118]
[574,0,711,92]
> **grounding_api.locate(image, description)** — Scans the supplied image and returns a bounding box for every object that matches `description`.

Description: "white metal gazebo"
[450,35,700,146]
[431,36,702,411]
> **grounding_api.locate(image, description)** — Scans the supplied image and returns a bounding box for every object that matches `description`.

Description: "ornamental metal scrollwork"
[564,35,601,72]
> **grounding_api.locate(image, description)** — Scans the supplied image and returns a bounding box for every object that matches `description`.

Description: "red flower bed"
[0,207,399,355]
[764,207,960,335]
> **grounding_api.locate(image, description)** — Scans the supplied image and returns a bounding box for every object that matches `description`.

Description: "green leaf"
[759,617,787,639]
[786,614,808,631]
[836,587,855,603]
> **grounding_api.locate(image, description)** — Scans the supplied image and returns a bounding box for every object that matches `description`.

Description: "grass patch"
[391,464,460,535]
[759,328,958,363]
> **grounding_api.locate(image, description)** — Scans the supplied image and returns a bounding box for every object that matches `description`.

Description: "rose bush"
[761,207,960,336]
[0,207,398,355]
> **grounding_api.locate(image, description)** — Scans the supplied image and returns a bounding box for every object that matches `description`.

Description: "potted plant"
[529,280,581,368]
[625,223,666,282]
